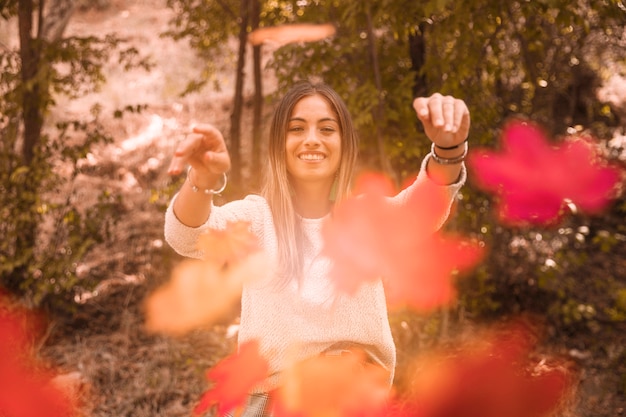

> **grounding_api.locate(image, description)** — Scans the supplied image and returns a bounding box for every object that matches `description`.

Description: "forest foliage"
[1,0,625,401]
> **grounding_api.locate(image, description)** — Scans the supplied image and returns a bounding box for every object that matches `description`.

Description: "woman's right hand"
[167,124,231,188]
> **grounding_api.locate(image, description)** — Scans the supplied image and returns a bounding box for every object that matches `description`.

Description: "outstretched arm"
[167,124,231,227]
[413,93,470,185]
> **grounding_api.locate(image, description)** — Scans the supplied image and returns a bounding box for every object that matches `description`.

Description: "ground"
[14,0,625,416]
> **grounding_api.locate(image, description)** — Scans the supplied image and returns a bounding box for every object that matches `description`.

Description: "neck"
[292,182,333,219]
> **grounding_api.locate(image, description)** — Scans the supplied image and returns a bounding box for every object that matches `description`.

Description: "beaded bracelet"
[187,166,227,195]
[430,140,468,165]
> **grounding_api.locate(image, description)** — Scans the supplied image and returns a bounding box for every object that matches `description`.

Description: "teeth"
[299,153,325,160]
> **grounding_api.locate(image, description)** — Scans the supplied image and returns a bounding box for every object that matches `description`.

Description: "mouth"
[298,152,326,161]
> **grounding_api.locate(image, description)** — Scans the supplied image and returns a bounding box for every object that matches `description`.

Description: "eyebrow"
[289,117,338,123]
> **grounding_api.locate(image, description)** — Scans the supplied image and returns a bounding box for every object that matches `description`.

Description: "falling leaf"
[197,221,260,267]
[248,23,336,46]
[322,173,482,311]
[468,120,623,225]
[0,294,76,417]
[143,252,269,336]
[273,349,391,417]
[194,341,270,416]
[382,235,483,310]
[394,320,574,417]
[145,221,269,336]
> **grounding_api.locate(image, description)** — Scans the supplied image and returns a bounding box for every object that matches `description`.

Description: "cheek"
[333,138,343,162]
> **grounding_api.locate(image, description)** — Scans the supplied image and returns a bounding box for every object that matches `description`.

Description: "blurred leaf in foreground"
[0,293,77,417]
[273,348,390,417]
[194,340,269,416]
[469,120,623,226]
[144,221,268,336]
[393,320,575,417]
[248,23,336,47]
[322,172,483,311]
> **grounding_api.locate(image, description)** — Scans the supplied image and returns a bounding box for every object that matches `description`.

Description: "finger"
[413,97,431,123]
[441,96,457,132]
[167,154,187,176]
[192,124,224,144]
[203,151,231,174]
[167,134,201,175]
[427,94,445,128]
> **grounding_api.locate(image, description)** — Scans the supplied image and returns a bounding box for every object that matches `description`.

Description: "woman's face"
[285,94,342,191]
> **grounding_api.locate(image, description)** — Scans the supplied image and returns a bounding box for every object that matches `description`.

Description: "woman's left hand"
[413,93,470,148]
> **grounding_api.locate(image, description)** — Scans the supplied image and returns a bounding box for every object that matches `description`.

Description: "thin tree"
[249,0,263,189]
[229,0,250,188]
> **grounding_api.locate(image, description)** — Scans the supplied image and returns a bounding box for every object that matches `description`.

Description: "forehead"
[290,94,337,120]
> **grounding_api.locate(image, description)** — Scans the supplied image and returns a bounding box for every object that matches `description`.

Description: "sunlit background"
[1,0,624,416]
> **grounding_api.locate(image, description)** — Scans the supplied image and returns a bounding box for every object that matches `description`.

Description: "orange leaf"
[143,252,269,336]
[273,350,391,417]
[197,221,260,267]
[322,173,482,311]
[248,23,336,46]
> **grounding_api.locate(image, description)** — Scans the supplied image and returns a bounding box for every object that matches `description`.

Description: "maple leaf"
[468,120,623,225]
[145,221,269,336]
[248,23,336,46]
[143,252,269,336]
[194,341,270,416]
[273,349,391,417]
[196,221,260,267]
[382,235,483,310]
[0,294,76,417]
[322,172,482,311]
[396,320,574,417]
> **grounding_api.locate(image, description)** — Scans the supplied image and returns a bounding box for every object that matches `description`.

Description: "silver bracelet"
[187,166,227,195]
[430,141,468,165]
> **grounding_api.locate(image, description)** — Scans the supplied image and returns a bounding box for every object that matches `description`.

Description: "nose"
[303,129,321,147]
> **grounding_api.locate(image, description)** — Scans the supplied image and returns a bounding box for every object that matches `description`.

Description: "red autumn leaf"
[248,23,336,46]
[468,120,623,225]
[144,252,268,336]
[0,294,76,417]
[273,349,391,417]
[322,172,482,311]
[194,341,270,416]
[197,221,260,266]
[394,321,574,417]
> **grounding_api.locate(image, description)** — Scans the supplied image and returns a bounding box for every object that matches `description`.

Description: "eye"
[288,125,304,132]
[320,126,336,134]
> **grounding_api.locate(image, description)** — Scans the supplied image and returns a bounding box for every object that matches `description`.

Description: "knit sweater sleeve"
[164,194,269,259]
[391,152,466,231]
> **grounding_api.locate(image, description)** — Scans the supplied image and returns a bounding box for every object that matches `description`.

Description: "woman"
[165,81,470,415]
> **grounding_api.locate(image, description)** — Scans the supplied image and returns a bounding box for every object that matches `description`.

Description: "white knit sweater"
[164,154,465,392]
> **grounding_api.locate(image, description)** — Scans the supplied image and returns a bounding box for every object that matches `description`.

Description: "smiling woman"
[164,80,471,416]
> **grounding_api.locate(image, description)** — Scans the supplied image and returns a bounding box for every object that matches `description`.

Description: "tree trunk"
[409,23,427,98]
[12,0,43,288]
[229,0,250,189]
[18,0,43,166]
[250,0,263,191]
[365,6,396,183]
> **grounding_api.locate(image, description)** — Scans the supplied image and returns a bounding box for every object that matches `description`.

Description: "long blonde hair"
[261,81,359,281]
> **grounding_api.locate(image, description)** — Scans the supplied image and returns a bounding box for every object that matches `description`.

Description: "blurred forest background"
[1,0,625,416]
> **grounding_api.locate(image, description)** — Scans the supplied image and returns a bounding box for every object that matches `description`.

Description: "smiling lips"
[298,152,326,161]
